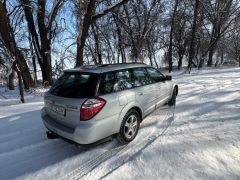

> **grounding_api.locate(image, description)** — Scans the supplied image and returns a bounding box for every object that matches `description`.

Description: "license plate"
[49,104,65,116]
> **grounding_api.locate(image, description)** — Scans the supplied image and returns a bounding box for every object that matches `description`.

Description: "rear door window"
[50,72,99,98]
[98,69,133,95]
[114,70,133,91]
[98,72,115,95]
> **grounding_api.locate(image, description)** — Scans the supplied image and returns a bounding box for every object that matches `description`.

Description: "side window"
[113,70,133,92]
[132,68,152,87]
[146,68,165,83]
[98,70,133,95]
[98,72,115,95]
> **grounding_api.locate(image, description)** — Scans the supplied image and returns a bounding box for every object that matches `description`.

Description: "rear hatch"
[44,72,100,129]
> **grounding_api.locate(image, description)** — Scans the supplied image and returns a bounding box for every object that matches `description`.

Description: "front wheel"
[168,87,177,106]
[117,109,140,144]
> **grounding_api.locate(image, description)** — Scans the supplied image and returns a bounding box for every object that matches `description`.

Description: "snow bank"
[0,87,48,106]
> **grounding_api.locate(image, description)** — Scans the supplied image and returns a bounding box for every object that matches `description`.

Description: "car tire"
[168,87,177,106]
[117,109,140,144]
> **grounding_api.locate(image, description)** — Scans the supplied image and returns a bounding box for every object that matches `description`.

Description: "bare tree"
[168,0,179,72]
[197,0,240,68]
[75,0,129,66]
[188,0,200,72]
[0,1,34,89]
[172,0,191,70]
[20,0,65,85]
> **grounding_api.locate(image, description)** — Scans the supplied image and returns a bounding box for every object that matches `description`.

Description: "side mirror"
[165,75,172,81]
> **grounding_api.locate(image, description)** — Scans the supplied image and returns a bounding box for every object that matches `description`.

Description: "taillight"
[80,97,106,121]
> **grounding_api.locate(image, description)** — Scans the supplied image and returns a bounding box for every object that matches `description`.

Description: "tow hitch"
[46,131,58,139]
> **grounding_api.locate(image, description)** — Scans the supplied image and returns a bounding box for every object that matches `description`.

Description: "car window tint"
[132,68,152,87]
[114,70,132,92]
[146,68,165,83]
[50,72,98,98]
[98,72,115,95]
[98,70,133,95]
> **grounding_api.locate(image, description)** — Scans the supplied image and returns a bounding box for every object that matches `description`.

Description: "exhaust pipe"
[46,131,58,139]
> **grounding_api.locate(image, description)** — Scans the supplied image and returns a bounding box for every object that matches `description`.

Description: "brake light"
[80,97,106,121]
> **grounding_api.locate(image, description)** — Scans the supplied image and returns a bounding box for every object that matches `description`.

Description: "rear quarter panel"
[97,89,141,135]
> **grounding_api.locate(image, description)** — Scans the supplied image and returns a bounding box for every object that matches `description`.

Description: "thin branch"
[92,0,129,22]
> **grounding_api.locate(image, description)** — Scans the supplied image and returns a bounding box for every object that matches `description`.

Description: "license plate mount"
[50,104,66,116]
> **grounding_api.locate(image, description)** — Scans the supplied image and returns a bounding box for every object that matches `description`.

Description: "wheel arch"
[113,103,143,134]
[130,106,143,122]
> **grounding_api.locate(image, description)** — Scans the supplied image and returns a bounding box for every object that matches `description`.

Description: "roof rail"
[99,62,146,67]
[75,62,146,69]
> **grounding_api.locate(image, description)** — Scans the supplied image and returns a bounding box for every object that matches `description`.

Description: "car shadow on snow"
[0,110,100,180]
[0,105,177,180]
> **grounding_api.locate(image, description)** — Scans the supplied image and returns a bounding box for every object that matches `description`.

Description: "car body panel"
[44,92,84,128]
[134,83,158,117]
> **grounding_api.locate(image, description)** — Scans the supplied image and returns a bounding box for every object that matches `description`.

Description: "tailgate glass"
[50,72,99,98]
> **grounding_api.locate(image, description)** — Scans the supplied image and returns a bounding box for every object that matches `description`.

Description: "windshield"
[50,72,99,98]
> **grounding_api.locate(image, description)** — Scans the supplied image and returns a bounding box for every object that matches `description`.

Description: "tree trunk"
[0,2,34,89]
[198,57,205,69]
[32,55,37,86]
[39,53,52,87]
[207,45,215,67]
[153,53,159,69]
[178,55,183,70]
[188,0,200,71]
[13,64,25,103]
[42,51,53,85]
[117,30,126,63]
[239,56,240,67]
[92,24,102,64]
[215,50,220,67]
[21,0,64,86]
[114,16,126,63]
[29,35,37,86]
[147,41,153,66]
[221,50,224,64]
[8,70,15,90]
[75,0,129,66]
[148,50,153,66]
[16,49,34,89]
[76,0,96,67]
[168,0,179,73]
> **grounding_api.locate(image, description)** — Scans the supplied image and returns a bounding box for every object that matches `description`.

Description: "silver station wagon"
[41,63,178,144]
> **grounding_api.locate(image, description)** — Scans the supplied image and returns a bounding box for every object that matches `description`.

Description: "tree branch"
[47,0,64,31]
[92,0,129,22]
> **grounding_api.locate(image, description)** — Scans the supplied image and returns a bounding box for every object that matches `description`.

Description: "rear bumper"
[41,107,114,144]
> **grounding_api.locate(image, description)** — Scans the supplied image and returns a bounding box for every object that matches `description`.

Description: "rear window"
[50,72,99,98]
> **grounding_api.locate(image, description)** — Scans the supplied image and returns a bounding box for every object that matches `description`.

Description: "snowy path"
[0,67,240,180]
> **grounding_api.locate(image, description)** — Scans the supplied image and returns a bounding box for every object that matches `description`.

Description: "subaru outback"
[41,63,178,144]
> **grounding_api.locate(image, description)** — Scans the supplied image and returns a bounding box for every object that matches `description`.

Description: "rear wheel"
[168,87,177,106]
[117,109,140,144]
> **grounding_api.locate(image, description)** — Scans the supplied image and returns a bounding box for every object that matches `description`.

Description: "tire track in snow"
[61,106,175,180]
[61,145,126,180]
[97,108,175,180]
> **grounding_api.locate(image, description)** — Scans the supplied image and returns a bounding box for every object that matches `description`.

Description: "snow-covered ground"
[0,87,47,106]
[0,67,240,180]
